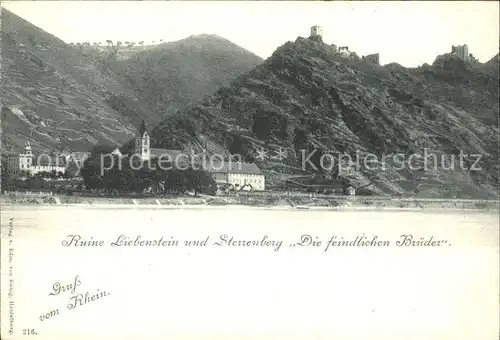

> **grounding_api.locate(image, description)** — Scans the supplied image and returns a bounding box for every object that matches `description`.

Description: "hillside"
[151,36,499,199]
[116,34,263,118]
[1,9,264,154]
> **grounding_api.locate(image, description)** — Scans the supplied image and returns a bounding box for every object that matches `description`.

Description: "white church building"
[132,120,183,163]
[133,121,265,191]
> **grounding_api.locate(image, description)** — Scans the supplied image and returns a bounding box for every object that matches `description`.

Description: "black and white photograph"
[0,1,499,339]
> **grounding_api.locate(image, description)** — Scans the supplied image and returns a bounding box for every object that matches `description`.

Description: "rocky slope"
[152,36,499,199]
[116,34,263,118]
[0,9,161,153]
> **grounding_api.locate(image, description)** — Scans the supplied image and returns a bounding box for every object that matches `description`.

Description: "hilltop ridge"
[115,34,263,118]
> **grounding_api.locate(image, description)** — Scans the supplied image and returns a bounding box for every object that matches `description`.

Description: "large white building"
[209,162,265,191]
[6,141,67,176]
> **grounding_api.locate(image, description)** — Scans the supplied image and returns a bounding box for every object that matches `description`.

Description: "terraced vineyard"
[1,9,161,153]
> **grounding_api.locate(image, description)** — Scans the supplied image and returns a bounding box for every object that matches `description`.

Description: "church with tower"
[130,120,265,191]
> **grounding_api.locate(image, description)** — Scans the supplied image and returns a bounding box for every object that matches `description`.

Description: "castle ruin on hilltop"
[451,44,471,62]
[309,25,337,54]
[308,26,380,65]
[310,25,323,38]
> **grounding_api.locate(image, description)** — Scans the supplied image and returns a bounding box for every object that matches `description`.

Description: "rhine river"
[1,205,498,340]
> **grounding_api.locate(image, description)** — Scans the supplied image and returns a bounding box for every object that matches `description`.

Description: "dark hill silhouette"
[1,8,157,153]
[1,10,262,154]
[116,34,263,119]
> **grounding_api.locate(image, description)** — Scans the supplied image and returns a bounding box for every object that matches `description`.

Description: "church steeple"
[135,120,151,160]
[138,120,148,137]
[22,141,33,168]
[24,141,32,155]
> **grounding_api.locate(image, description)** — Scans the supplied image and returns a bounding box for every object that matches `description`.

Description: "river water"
[1,206,498,340]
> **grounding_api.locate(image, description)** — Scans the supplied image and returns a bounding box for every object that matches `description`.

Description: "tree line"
[0,168,79,192]
[69,39,167,49]
[81,154,216,196]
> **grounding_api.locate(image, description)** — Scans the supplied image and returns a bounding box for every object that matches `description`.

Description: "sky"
[2,1,499,67]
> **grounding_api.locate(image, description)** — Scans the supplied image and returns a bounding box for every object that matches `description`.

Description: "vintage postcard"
[1,1,499,339]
